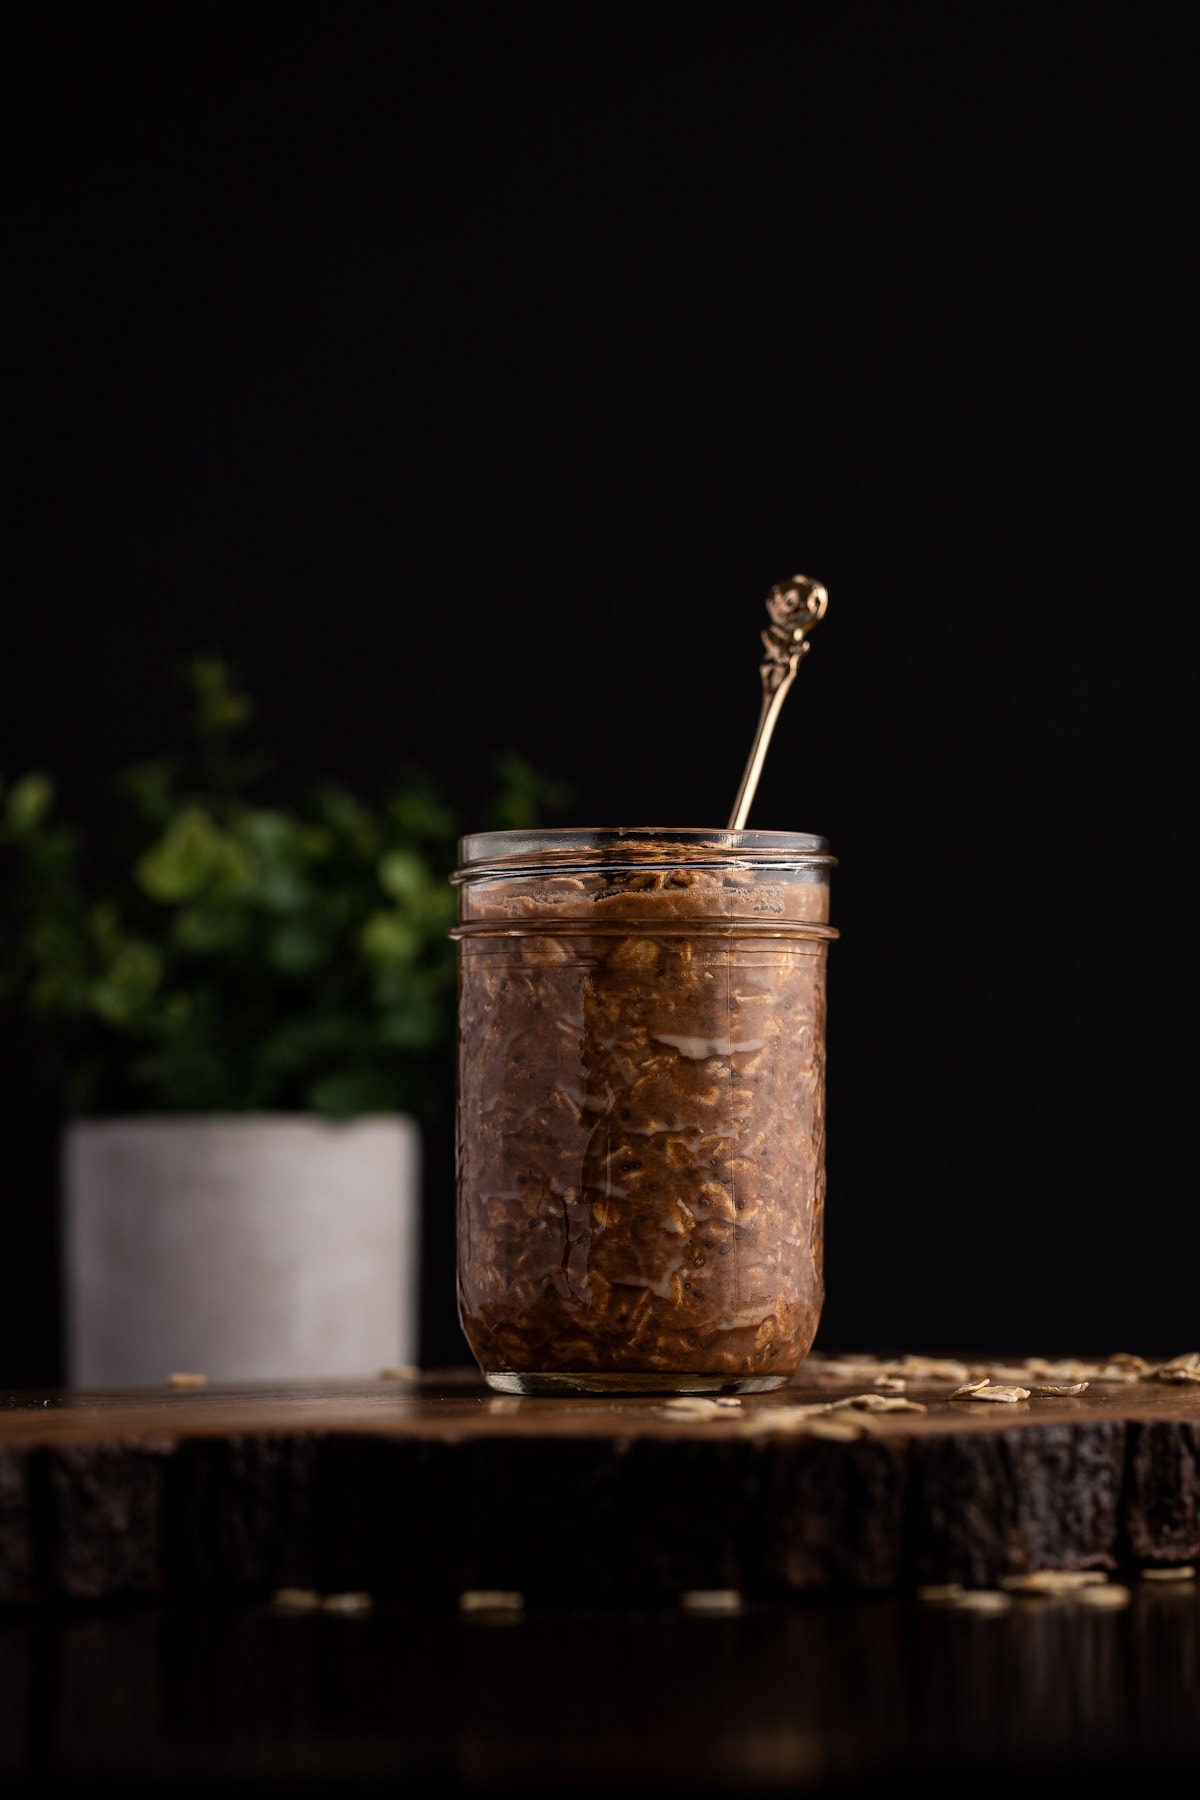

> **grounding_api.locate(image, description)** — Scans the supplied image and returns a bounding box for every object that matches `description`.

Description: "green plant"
[0,655,572,1121]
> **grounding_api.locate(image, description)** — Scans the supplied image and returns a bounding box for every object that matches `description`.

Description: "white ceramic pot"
[62,1114,421,1387]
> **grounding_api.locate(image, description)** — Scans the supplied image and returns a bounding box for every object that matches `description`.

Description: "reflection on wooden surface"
[1,1581,1197,1792]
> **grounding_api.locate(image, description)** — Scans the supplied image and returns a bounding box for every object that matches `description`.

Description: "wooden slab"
[1,1355,1197,1606]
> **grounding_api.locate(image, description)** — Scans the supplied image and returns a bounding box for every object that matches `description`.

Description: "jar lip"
[455,825,833,874]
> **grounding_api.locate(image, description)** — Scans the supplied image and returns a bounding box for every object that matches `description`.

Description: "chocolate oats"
[451,829,836,1394]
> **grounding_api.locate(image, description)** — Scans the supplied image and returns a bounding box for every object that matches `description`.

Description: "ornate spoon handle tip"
[727,574,828,831]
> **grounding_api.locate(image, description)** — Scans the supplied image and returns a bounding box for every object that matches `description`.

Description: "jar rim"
[455,825,833,877]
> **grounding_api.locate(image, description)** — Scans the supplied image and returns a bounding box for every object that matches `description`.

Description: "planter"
[62,1114,421,1387]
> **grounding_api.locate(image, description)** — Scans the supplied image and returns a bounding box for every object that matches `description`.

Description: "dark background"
[2,4,1197,1383]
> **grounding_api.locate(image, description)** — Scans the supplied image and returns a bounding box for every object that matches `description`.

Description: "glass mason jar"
[450,828,837,1395]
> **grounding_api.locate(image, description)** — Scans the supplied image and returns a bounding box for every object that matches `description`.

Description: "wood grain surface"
[2,1353,1197,1607]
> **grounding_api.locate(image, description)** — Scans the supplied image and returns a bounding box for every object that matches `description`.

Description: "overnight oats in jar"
[450,827,837,1394]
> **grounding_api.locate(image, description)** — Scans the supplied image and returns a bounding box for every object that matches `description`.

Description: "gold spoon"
[727,573,828,830]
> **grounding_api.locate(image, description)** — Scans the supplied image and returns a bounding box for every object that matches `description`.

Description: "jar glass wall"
[450,829,837,1395]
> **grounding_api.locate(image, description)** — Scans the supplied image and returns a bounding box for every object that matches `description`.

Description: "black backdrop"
[3,4,1197,1383]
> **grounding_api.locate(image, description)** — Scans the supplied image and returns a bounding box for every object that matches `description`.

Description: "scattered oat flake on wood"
[949,1380,990,1398]
[815,1358,886,1380]
[832,1392,927,1413]
[1089,1355,1147,1382]
[659,1397,729,1418]
[1031,1381,1089,1395]
[271,1587,321,1611]
[323,1592,374,1614]
[378,1364,421,1380]
[1153,1352,1200,1382]
[816,1352,969,1384]
[1026,1359,1099,1382]
[872,1375,907,1392]
[953,1590,1013,1613]
[955,1383,1030,1403]
[893,1355,972,1382]
[167,1372,207,1387]
[832,1354,966,1383]
[1001,1570,1108,1594]
[459,1590,525,1613]
[1139,1564,1196,1582]
[808,1417,863,1440]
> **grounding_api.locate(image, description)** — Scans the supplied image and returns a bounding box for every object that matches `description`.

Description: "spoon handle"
[727,574,828,831]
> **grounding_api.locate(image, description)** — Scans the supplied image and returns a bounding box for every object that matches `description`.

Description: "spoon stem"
[728,665,802,831]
